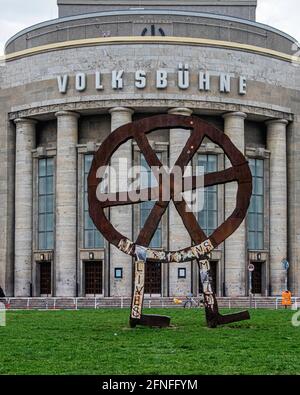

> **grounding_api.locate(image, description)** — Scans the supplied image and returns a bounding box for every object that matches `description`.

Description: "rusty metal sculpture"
[88,114,252,328]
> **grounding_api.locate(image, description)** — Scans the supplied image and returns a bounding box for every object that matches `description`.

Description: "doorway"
[145,262,162,295]
[85,261,103,296]
[251,262,262,294]
[40,262,52,296]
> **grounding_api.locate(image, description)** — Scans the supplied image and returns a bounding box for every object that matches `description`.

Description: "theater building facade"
[1,0,300,298]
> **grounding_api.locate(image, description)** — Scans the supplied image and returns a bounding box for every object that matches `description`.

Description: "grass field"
[0,308,299,375]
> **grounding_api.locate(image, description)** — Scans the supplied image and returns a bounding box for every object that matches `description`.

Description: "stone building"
[0,0,299,298]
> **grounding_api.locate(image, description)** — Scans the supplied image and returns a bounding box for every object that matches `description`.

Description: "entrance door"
[40,262,51,296]
[145,262,161,295]
[199,261,218,294]
[251,262,262,294]
[85,261,103,296]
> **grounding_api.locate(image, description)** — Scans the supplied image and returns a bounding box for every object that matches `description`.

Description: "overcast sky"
[0,0,299,54]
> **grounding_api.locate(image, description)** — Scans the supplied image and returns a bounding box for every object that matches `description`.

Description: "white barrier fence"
[275,297,299,310]
[0,297,299,311]
[0,302,6,326]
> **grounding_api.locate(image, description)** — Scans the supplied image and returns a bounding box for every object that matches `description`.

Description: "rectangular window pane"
[199,210,207,228]
[257,214,264,232]
[85,212,95,230]
[198,154,218,236]
[85,155,93,172]
[249,196,255,213]
[84,155,104,249]
[256,159,264,177]
[46,176,53,195]
[249,159,255,176]
[39,214,46,233]
[207,193,217,210]
[248,213,256,231]
[39,233,46,250]
[207,212,217,230]
[248,231,255,250]
[257,232,264,250]
[46,232,54,250]
[85,231,94,249]
[46,196,53,213]
[255,177,263,195]
[94,231,103,248]
[39,177,46,195]
[46,158,54,176]
[39,159,46,177]
[39,196,46,214]
[38,158,54,250]
[247,159,264,250]
[46,214,53,232]
[256,195,264,214]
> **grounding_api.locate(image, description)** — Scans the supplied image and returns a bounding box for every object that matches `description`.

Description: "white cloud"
[0,0,299,55]
[0,0,57,53]
[257,0,300,41]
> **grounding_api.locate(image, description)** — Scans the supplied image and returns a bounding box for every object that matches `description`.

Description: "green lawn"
[0,308,299,375]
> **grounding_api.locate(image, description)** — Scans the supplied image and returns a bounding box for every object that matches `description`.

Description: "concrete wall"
[57,0,257,20]
[5,10,294,55]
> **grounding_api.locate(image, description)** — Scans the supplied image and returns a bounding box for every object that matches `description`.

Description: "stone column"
[55,111,79,296]
[168,108,193,296]
[223,112,247,296]
[267,119,288,295]
[14,118,37,296]
[287,118,300,296]
[0,118,15,297]
[109,107,133,297]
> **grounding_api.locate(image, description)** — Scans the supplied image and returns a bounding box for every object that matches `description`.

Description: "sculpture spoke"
[174,127,205,171]
[173,198,207,244]
[136,200,169,246]
[134,132,163,168]
[182,167,239,192]
[99,186,160,208]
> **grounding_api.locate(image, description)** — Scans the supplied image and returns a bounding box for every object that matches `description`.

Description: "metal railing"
[275,297,299,310]
[0,296,299,311]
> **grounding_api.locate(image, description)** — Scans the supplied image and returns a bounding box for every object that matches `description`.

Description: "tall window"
[198,154,218,236]
[84,155,104,249]
[140,154,162,248]
[248,158,264,250]
[38,158,54,250]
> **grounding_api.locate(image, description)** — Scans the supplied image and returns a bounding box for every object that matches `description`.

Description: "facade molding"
[3,36,300,64]
[8,100,293,122]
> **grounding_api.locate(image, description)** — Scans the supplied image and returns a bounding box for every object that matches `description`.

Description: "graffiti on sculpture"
[88,114,252,328]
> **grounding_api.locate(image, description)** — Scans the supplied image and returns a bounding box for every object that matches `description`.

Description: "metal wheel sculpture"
[88,114,252,328]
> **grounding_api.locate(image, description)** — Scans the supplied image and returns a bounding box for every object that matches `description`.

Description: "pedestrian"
[282,290,292,309]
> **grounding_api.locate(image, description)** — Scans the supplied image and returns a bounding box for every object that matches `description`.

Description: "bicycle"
[184,293,204,308]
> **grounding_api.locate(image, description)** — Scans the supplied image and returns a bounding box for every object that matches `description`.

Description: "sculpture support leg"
[130,260,171,328]
[130,260,145,325]
[198,258,251,328]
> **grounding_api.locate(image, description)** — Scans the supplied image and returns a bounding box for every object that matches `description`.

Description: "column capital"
[222,112,247,120]
[109,107,134,116]
[168,107,193,116]
[55,111,80,119]
[266,118,289,127]
[14,118,37,126]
